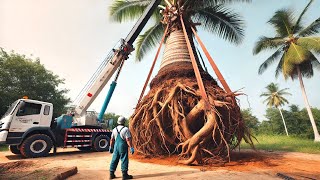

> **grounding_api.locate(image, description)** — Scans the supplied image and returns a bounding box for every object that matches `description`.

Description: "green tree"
[299,107,320,138]
[260,83,291,136]
[259,106,320,139]
[110,0,252,164]
[257,120,274,135]
[0,48,70,118]
[103,112,120,129]
[102,112,129,129]
[253,0,320,141]
[264,108,287,135]
[241,109,260,132]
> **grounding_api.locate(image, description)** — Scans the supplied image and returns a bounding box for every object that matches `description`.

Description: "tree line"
[242,106,320,139]
[0,48,70,118]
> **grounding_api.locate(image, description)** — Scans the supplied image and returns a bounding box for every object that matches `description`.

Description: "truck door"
[40,104,52,127]
[9,102,42,132]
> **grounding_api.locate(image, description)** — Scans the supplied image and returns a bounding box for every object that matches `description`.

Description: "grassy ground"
[241,134,320,154]
[0,145,8,151]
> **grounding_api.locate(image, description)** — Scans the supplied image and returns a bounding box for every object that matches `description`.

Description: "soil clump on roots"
[130,62,253,165]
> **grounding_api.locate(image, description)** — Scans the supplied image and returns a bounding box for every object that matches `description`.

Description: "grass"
[241,134,320,154]
[0,145,8,151]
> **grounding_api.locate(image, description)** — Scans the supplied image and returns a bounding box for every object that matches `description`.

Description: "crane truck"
[0,0,161,158]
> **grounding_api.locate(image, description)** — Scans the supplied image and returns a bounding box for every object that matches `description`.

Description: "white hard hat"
[117,116,126,124]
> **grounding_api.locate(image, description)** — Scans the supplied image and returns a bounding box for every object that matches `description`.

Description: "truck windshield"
[2,100,19,118]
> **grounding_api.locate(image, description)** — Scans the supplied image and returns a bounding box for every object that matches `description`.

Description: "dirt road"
[1,148,319,180]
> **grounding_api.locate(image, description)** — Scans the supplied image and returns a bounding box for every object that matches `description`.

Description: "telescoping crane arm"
[74,0,162,117]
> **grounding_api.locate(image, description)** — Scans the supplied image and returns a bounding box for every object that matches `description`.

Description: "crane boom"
[74,0,161,117]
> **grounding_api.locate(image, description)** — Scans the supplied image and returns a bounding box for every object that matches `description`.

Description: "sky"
[0,0,319,121]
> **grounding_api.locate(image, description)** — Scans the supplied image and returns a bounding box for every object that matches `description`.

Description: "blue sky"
[0,0,319,120]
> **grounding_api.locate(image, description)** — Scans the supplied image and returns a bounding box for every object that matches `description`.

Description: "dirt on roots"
[130,62,254,165]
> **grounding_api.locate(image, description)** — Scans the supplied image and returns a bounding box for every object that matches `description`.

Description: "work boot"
[109,171,116,179]
[122,171,133,180]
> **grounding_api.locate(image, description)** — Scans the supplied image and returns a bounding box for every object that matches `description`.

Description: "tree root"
[130,77,254,165]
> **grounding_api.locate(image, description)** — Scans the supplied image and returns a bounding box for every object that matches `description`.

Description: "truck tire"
[20,134,53,158]
[93,135,109,152]
[9,145,21,155]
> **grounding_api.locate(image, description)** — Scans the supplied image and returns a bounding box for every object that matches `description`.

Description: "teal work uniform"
[110,126,129,171]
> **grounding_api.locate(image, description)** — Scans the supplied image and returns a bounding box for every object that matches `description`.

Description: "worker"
[109,116,134,180]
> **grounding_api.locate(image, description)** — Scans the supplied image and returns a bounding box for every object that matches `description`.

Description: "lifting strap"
[180,16,209,107]
[191,27,232,94]
[137,25,169,104]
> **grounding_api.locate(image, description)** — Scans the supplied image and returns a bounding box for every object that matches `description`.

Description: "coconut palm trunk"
[297,67,320,142]
[277,107,289,136]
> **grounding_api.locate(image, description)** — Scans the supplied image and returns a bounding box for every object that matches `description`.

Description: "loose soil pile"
[132,150,320,179]
[0,160,70,180]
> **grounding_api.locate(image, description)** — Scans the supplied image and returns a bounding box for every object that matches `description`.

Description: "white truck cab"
[0,98,111,158]
[0,99,53,145]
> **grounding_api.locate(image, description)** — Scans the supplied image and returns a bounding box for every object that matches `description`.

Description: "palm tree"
[260,83,291,136]
[253,0,320,141]
[110,0,252,164]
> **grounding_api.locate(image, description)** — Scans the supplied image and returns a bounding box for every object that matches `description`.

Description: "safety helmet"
[117,116,126,125]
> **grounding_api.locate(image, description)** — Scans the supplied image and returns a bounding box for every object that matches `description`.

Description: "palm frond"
[262,97,272,106]
[295,53,320,79]
[282,51,297,79]
[298,17,320,37]
[265,82,278,91]
[260,92,272,97]
[135,22,164,61]
[275,53,285,78]
[268,9,295,37]
[286,43,312,64]
[311,57,320,71]
[281,50,315,79]
[258,48,284,75]
[297,37,320,54]
[185,0,251,8]
[293,0,313,34]
[277,88,292,96]
[192,5,245,44]
[260,82,290,108]
[109,0,152,22]
[289,60,314,79]
[279,97,290,106]
[253,36,284,55]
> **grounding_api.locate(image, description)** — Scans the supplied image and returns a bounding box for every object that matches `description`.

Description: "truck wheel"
[93,135,109,152]
[20,134,53,158]
[9,145,21,154]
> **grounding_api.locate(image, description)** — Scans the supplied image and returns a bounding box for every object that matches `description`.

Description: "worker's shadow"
[133,170,196,179]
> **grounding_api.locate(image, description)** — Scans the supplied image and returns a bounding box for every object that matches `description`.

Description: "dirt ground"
[0,148,319,180]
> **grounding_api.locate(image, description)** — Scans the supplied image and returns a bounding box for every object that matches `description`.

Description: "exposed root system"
[130,67,254,165]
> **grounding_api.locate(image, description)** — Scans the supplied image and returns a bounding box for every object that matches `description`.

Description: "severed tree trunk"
[130,30,253,165]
